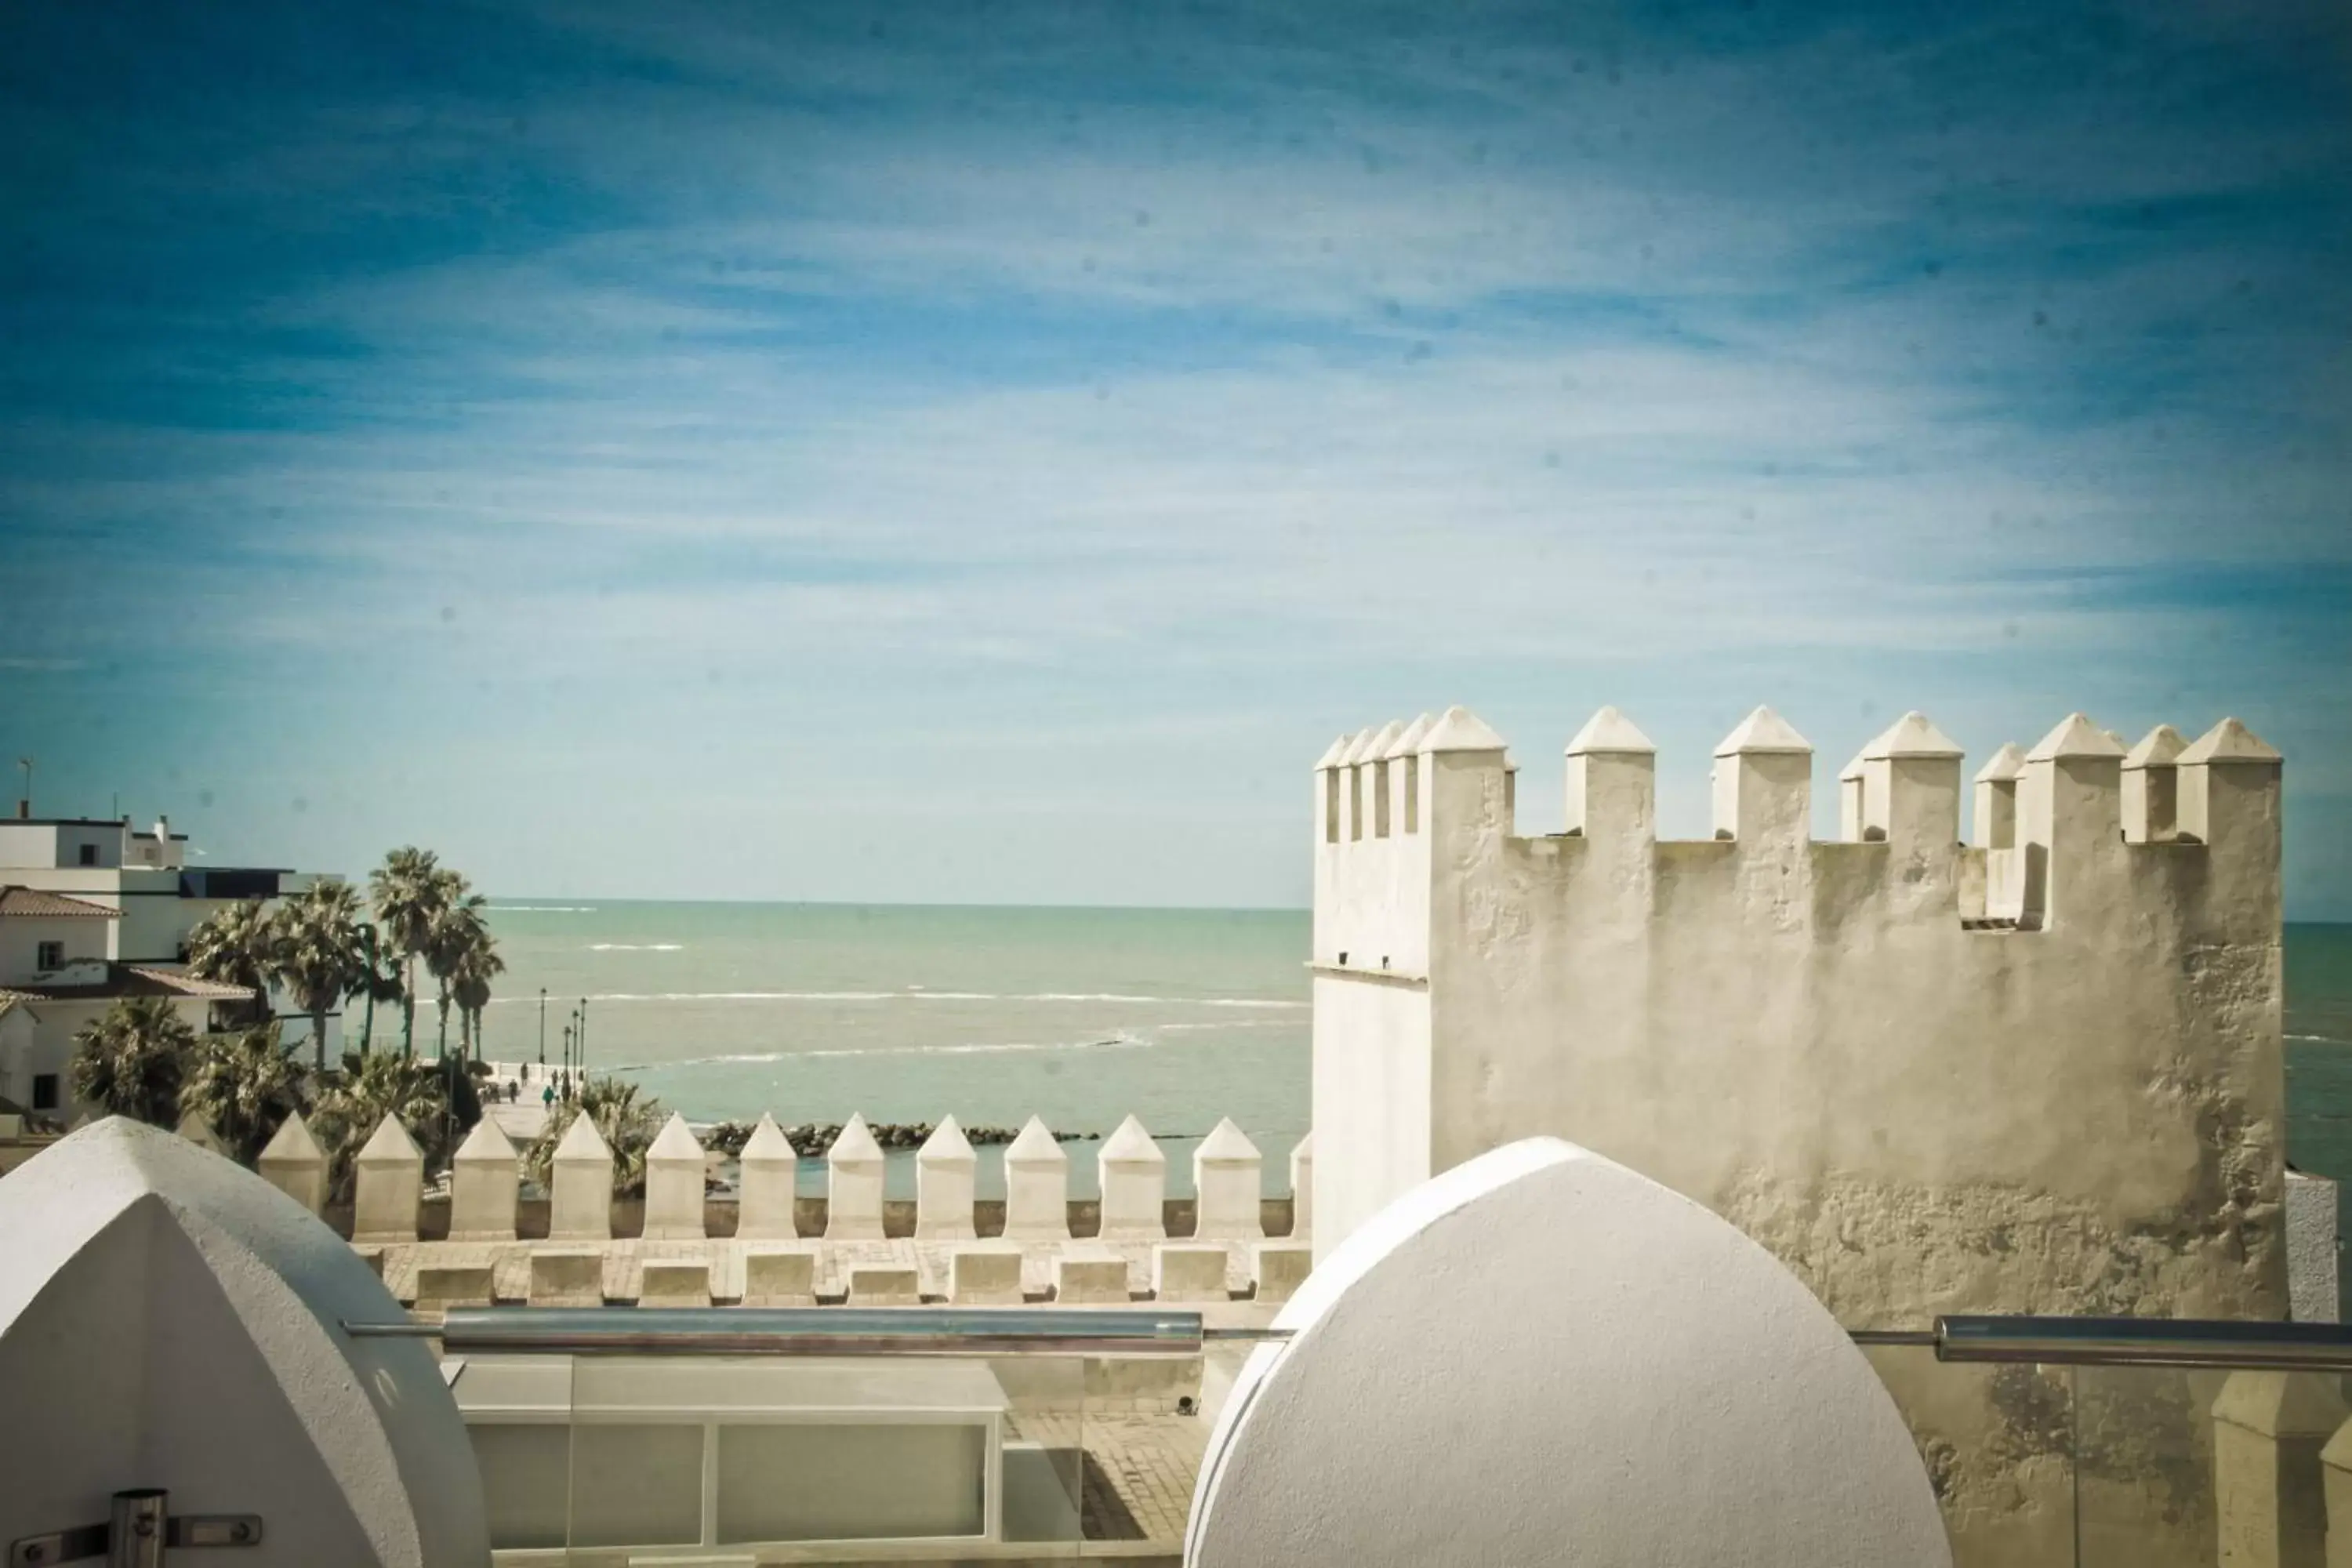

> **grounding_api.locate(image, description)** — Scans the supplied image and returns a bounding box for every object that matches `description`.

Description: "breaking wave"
[607,1033,1154,1071]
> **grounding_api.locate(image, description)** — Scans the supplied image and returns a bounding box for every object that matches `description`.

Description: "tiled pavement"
[1005,1411,1210,1547]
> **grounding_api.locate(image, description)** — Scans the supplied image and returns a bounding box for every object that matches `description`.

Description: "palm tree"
[185,898,280,1029]
[181,1024,310,1164]
[69,997,198,1126]
[524,1076,666,1197]
[271,881,370,1070]
[368,848,444,1059]
[449,930,506,1065]
[423,873,488,1060]
[311,1048,456,1196]
[346,924,405,1058]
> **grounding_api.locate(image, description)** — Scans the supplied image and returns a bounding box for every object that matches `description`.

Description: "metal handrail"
[348,1307,1218,1358]
[1932,1316,2352,1370]
[338,1308,2352,1372]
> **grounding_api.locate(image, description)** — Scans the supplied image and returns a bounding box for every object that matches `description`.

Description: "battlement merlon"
[2122,724,2187,845]
[1973,742,2026,850]
[1565,706,1657,843]
[2177,717,2283,898]
[1711,706,1812,847]
[1860,712,1966,850]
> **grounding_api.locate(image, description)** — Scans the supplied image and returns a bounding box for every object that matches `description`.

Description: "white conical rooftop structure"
[1006,1115,1066,1164]
[1196,1116,1261,1163]
[1313,735,1352,770]
[1973,742,2026,783]
[2124,724,2187,769]
[1100,1113,1166,1167]
[0,1120,490,1563]
[829,1112,884,1163]
[454,1115,515,1163]
[1384,713,1436,758]
[1714,706,1811,757]
[257,1110,322,1164]
[357,1114,422,1163]
[1566,706,1655,757]
[2025,713,2126,762]
[918,1115,975,1165]
[1337,728,1375,766]
[1838,752,1867,783]
[553,1110,612,1162]
[176,1111,225,1155]
[1366,719,1407,760]
[741,1112,797,1163]
[1864,712,1963,760]
[2178,717,2281,764]
[648,1112,703,1162]
[1421,706,1508,754]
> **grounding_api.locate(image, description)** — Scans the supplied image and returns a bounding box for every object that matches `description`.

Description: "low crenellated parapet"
[321,1112,1308,1258]
[1315,702,2283,948]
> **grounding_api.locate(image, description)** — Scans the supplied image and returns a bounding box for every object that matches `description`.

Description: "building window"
[77,843,99,866]
[35,941,64,972]
[31,1075,57,1111]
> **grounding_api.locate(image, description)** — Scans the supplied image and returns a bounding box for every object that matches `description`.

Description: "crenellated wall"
[244,1107,1315,1308]
[1310,704,2287,1329]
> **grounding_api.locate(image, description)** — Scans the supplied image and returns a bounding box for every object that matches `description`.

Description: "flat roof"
[3,818,189,840]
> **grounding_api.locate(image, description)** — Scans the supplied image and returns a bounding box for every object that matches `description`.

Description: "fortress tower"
[1310,706,2287,1324]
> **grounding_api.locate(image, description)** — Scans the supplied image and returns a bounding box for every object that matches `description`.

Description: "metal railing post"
[107,1492,164,1568]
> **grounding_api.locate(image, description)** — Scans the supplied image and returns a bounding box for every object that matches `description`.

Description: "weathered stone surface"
[848,1264,920,1306]
[949,1245,1024,1305]
[1253,1242,1313,1305]
[1152,1243,1229,1303]
[1054,1252,1131,1305]
[414,1263,495,1312]
[527,1248,604,1307]
[742,1247,816,1306]
[637,1258,711,1308]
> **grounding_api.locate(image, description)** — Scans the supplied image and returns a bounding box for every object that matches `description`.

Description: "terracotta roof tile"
[0,887,123,919]
[0,963,252,1004]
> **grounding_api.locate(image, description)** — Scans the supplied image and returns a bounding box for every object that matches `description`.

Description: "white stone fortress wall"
[1312,705,2286,1327]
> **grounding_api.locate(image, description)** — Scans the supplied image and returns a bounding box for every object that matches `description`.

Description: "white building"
[0,807,324,1116]
[0,886,250,1119]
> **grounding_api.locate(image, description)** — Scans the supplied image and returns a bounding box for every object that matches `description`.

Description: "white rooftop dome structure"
[0,1118,489,1566]
[1186,1138,1949,1567]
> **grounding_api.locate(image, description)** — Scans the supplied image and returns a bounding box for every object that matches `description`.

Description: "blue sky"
[2,0,2349,913]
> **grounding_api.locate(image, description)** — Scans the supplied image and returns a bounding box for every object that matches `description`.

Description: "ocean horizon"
[430,899,2352,1197]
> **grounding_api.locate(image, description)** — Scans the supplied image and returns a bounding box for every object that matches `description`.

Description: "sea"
[460,902,2352,1200]
[469,902,1311,1200]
